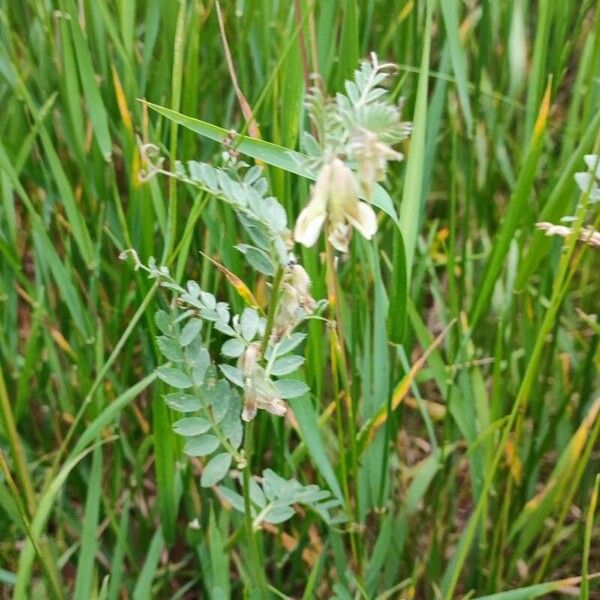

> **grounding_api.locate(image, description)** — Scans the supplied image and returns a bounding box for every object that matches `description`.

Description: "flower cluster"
[238,343,286,421]
[295,158,377,252]
[238,262,317,420]
[294,53,410,253]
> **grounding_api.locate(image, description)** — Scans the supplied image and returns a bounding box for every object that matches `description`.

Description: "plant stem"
[324,237,361,573]
[238,261,286,597]
[260,266,284,356]
[242,422,268,598]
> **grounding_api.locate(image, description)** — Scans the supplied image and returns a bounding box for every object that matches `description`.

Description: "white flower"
[584,154,600,177]
[286,264,316,313]
[294,158,377,253]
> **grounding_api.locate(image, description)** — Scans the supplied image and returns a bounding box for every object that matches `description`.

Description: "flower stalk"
[260,265,285,356]
[242,421,268,598]
[324,233,363,573]
[240,260,288,596]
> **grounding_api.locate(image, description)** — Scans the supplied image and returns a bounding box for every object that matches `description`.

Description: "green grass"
[0,0,599,598]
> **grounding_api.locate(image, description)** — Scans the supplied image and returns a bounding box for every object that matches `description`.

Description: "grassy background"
[1,0,599,598]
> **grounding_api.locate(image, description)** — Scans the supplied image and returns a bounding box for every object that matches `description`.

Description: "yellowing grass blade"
[509,398,600,544]
[200,252,263,310]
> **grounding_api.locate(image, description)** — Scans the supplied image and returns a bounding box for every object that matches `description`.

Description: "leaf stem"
[260,265,285,357]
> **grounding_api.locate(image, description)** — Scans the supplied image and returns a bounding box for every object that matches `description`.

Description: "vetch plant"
[122,153,333,596]
[119,249,319,431]
[123,52,407,596]
[121,241,335,597]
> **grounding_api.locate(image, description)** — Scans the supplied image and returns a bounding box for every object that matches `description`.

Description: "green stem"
[260,266,285,357]
[324,237,361,573]
[198,384,242,462]
[242,422,268,598]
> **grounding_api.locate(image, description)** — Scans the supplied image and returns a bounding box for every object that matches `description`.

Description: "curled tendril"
[138,143,165,182]
[118,248,142,269]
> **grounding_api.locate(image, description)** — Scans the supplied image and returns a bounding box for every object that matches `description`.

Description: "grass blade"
[439,0,473,134]
[64,0,113,160]
[581,475,600,600]
[470,82,551,328]
[132,528,165,600]
[141,101,399,222]
[472,573,600,600]
[397,0,433,273]
[73,446,103,600]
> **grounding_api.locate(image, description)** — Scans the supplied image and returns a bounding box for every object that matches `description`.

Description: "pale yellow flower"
[270,264,316,343]
[352,130,404,198]
[294,158,377,253]
[238,343,286,421]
